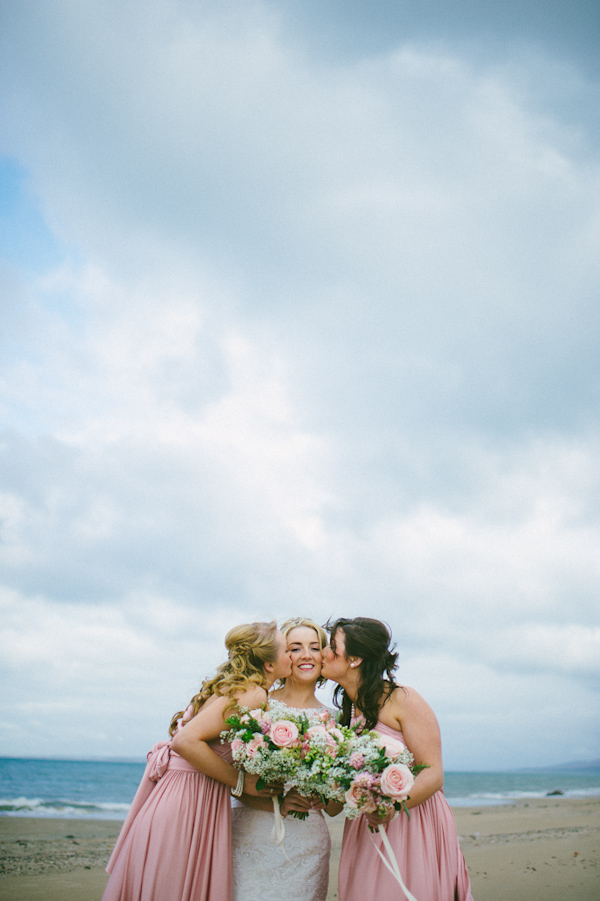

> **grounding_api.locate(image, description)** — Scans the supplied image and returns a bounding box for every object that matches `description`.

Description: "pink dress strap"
[374,720,406,743]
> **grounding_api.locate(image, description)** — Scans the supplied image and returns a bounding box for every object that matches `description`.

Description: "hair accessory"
[231,769,245,798]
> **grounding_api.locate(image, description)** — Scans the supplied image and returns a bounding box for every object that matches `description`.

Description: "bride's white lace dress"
[231,701,332,901]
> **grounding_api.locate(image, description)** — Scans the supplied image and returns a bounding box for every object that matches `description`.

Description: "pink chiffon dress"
[338,722,474,901]
[103,737,233,901]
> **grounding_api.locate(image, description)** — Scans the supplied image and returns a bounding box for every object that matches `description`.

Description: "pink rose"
[324,732,341,756]
[380,763,414,800]
[318,710,332,723]
[305,725,328,741]
[231,738,244,755]
[270,720,300,748]
[345,780,377,812]
[246,735,267,757]
[326,726,344,741]
[377,733,406,758]
[344,782,361,808]
[250,708,271,725]
[250,709,272,734]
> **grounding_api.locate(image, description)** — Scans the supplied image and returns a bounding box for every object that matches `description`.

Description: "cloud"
[0,0,599,766]
[0,584,254,757]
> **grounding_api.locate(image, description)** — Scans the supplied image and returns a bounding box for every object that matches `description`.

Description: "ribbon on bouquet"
[368,823,420,901]
[270,795,292,861]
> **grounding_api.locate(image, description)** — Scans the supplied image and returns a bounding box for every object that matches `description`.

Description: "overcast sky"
[1,0,599,771]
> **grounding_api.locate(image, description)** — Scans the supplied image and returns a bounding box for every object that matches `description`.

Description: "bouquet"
[223,706,426,899]
[284,712,351,818]
[314,724,425,819]
[332,728,425,821]
[326,728,427,901]
[222,703,351,819]
[222,704,425,823]
[222,705,305,788]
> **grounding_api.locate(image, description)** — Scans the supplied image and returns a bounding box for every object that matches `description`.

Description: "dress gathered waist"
[167,753,204,774]
[145,736,232,783]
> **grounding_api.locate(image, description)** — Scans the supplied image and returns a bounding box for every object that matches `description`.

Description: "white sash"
[270,796,292,861]
[368,822,420,901]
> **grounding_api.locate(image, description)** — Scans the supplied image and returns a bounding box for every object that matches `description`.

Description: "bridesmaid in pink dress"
[103,621,292,901]
[321,617,474,901]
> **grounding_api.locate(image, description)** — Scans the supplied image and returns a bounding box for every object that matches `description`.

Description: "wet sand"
[0,797,598,900]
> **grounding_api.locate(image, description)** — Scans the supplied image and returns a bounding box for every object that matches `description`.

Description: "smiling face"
[321,628,351,684]
[286,625,323,686]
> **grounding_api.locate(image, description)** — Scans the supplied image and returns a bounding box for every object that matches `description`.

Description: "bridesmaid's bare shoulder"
[384,684,437,730]
[233,684,269,710]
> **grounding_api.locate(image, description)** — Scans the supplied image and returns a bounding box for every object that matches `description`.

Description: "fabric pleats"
[339,723,474,901]
[103,742,232,901]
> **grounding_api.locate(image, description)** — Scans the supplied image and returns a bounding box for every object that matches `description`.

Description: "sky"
[0,0,599,771]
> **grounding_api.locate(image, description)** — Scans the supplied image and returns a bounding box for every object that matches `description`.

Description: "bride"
[231,617,342,901]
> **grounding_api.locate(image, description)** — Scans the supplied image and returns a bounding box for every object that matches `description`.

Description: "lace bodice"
[267,698,334,721]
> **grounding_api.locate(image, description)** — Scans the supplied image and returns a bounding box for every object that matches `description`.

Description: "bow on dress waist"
[146,740,172,782]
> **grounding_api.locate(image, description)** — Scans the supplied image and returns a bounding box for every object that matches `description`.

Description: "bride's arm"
[238,789,333,816]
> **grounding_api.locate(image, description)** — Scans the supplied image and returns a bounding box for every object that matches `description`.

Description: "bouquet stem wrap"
[368,823,420,901]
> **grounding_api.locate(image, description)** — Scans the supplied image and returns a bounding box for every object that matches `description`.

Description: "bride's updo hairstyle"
[327,617,399,730]
[278,616,328,687]
[169,621,279,736]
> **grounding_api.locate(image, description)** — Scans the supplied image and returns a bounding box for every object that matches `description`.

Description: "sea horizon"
[2,753,599,771]
[1,756,599,819]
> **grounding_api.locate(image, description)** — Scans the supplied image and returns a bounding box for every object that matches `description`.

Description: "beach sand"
[0,797,597,900]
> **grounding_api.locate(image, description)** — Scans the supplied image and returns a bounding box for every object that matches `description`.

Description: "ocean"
[1,757,599,819]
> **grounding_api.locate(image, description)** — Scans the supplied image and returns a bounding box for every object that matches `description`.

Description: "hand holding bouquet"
[222,706,304,790]
[330,728,427,824]
[222,703,348,818]
[285,711,349,818]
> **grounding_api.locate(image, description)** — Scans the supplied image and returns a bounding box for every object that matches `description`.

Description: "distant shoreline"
[2,753,599,770]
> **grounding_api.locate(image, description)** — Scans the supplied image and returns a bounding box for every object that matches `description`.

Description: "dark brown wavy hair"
[326,617,399,730]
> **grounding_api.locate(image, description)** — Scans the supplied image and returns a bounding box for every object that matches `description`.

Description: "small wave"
[0,796,131,819]
[447,786,600,807]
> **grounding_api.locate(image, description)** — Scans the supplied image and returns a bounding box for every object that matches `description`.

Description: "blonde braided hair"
[169,621,279,736]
